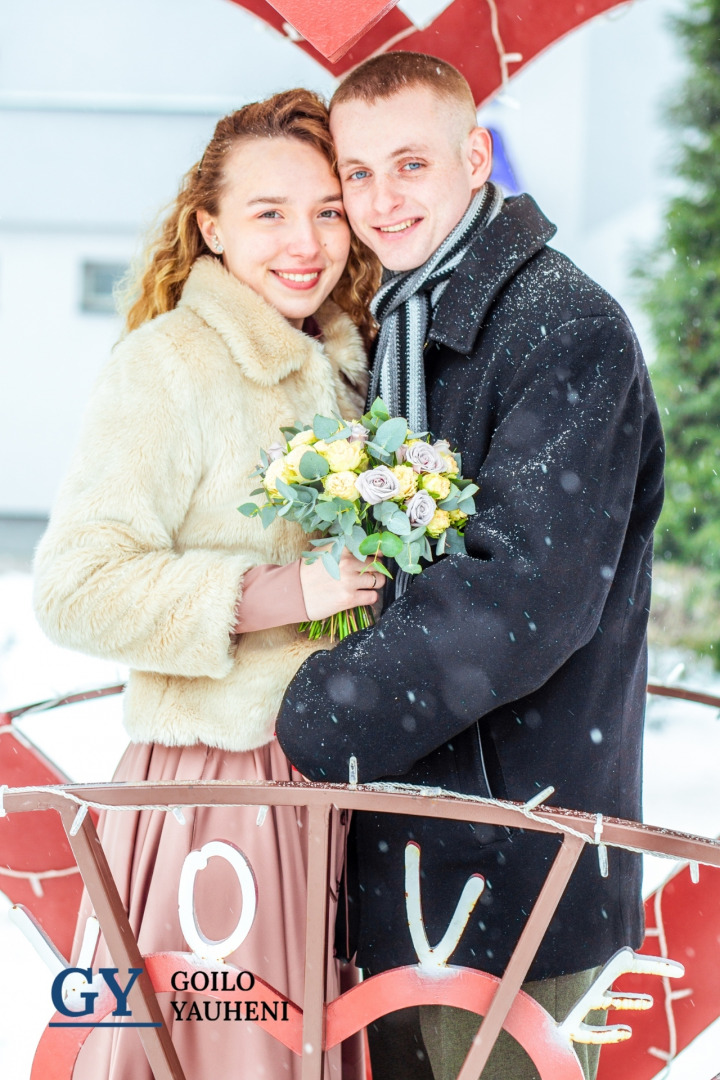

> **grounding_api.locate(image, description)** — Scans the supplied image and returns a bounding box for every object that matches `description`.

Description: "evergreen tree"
[641,0,720,574]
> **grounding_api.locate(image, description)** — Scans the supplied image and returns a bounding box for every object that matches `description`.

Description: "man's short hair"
[330,51,477,124]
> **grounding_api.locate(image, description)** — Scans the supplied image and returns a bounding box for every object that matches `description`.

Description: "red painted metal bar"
[4,779,720,1080]
[1,683,126,725]
[456,833,586,1080]
[3,678,715,728]
[647,682,720,710]
[55,799,187,1080]
[301,801,332,1080]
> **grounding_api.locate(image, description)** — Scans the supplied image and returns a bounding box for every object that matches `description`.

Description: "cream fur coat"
[34,256,368,751]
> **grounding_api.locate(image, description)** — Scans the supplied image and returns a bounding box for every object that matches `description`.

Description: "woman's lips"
[271,269,323,291]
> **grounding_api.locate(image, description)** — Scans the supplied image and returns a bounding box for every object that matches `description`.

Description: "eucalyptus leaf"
[386,511,412,536]
[373,501,396,524]
[436,529,447,556]
[324,423,353,444]
[321,551,341,580]
[314,502,340,523]
[369,397,390,422]
[237,502,259,517]
[379,532,403,558]
[275,478,297,502]
[444,528,467,555]
[374,416,408,453]
[259,505,278,528]
[299,451,330,480]
[365,442,393,464]
[366,560,393,579]
[359,533,383,557]
[313,414,341,440]
[345,525,367,561]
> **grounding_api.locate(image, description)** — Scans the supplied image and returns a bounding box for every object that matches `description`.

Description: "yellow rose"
[420,473,451,500]
[288,428,316,449]
[263,456,287,498]
[449,509,468,525]
[392,465,417,499]
[442,453,459,476]
[426,509,451,538]
[320,438,367,473]
[324,471,359,501]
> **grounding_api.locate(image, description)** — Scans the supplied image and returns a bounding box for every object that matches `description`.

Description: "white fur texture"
[34,257,368,751]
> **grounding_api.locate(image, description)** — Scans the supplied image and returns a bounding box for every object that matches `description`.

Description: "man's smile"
[376,218,423,234]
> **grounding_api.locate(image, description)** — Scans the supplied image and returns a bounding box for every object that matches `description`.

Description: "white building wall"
[1,0,686,514]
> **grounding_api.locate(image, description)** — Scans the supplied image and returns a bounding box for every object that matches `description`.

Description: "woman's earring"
[213,239,224,254]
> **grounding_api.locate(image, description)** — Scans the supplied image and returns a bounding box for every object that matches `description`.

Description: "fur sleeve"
[33,327,252,679]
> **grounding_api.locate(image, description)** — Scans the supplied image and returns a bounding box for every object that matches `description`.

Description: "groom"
[277,52,664,1080]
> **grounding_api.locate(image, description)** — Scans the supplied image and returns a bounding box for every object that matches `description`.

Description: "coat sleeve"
[33,333,253,679]
[276,315,654,782]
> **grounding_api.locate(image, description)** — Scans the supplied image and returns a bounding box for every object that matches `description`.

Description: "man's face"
[331,87,492,272]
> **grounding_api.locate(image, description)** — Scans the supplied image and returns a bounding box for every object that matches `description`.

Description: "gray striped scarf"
[368,182,503,433]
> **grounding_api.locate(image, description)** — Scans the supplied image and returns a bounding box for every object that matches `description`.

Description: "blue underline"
[49,1021,163,1028]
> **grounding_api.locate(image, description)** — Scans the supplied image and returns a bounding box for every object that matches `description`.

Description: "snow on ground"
[1,570,720,1078]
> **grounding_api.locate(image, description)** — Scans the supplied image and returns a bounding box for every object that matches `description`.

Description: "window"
[80,262,128,314]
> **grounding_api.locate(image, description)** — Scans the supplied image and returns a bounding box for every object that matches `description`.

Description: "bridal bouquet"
[238,398,478,640]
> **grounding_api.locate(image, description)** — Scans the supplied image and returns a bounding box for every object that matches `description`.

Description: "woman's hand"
[300,548,384,622]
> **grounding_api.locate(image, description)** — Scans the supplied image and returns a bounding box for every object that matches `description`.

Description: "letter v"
[404,841,485,969]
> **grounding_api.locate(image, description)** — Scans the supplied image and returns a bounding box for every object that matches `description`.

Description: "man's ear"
[467,127,494,191]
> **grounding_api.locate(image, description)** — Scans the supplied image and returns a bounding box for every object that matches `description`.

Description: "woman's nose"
[285,220,323,259]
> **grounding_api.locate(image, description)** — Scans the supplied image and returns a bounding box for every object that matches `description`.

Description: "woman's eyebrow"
[247,195,289,205]
[246,193,342,206]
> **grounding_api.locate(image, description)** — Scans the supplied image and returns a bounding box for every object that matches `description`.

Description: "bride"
[34,88,380,1079]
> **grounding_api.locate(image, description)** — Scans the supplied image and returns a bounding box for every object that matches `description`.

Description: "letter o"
[237,971,255,991]
[178,841,257,963]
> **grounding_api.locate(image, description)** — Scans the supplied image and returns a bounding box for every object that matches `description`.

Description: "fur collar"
[179,255,366,389]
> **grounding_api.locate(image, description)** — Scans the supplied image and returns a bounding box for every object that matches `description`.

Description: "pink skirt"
[72,738,361,1080]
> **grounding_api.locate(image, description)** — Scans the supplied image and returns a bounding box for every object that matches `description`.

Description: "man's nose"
[371,176,403,220]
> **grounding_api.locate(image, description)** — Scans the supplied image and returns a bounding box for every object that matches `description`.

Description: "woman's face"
[197,137,350,328]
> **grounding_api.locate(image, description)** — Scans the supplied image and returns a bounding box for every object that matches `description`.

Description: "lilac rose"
[355,465,401,504]
[266,441,286,462]
[405,490,437,526]
[405,442,445,474]
[348,422,370,444]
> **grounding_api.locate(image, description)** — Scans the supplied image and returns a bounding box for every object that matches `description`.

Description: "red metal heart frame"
[230,0,630,106]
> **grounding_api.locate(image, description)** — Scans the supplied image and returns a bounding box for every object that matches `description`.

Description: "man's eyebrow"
[390,145,429,158]
[338,146,429,168]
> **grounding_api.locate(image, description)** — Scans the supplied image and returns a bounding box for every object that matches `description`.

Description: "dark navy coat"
[276,195,664,981]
